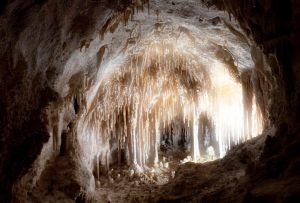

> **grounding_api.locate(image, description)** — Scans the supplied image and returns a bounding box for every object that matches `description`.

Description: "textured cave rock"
[0,0,299,202]
[0,1,118,201]
[207,1,300,202]
[207,0,300,125]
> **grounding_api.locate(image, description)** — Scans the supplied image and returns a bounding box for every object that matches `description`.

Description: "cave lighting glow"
[83,33,263,173]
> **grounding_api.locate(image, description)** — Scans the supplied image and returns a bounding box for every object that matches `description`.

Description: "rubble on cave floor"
[93,150,185,202]
[92,133,268,203]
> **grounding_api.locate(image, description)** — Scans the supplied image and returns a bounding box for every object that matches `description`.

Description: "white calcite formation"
[77,3,263,174]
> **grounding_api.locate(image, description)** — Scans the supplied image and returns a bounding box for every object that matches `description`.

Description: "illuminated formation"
[81,23,263,173]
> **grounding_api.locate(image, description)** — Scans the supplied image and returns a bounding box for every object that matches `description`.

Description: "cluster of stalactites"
[85,40,263,171]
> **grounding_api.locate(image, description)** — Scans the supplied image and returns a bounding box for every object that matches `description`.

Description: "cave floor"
[92,162,247,203]
[92,135,266,203]
[93,150,185,202]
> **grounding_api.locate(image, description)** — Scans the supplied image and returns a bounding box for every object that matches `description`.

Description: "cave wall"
[0,0,120,201]
[0,0,152,200]
[206,0,300,201]
[207,0,300,127]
